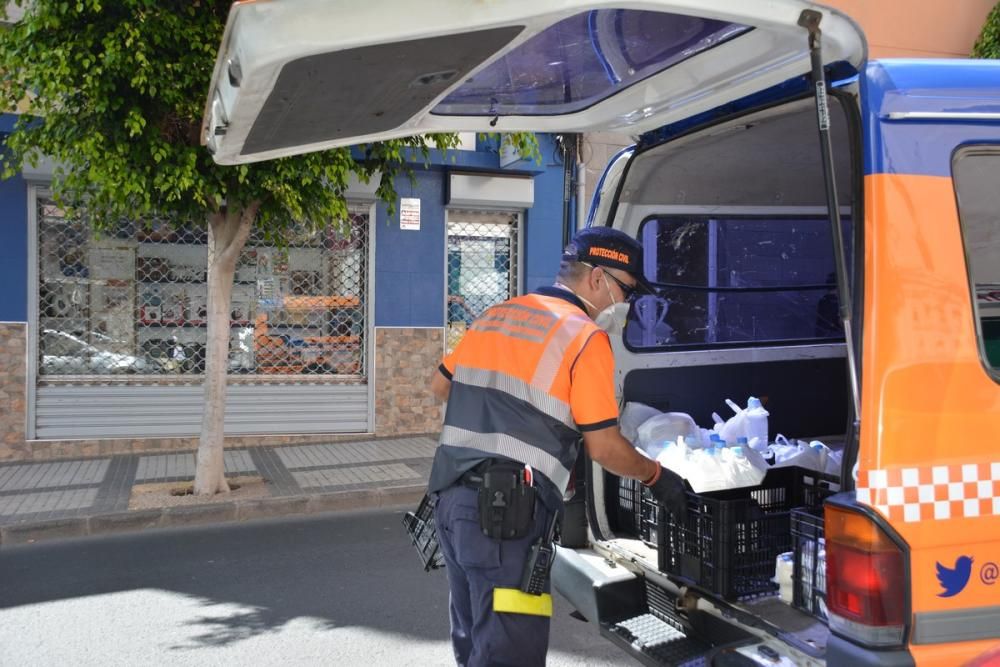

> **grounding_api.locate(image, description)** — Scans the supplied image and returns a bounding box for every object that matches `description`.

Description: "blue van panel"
[862,60,1000,177]
[637,61,858,148]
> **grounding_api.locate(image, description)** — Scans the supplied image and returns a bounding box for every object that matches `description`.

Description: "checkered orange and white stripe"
[856,463,1000,522]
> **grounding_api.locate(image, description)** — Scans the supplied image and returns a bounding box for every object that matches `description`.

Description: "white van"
[203,3,1000,665]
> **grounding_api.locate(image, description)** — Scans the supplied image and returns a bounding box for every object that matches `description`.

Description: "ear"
[587,265,604,290]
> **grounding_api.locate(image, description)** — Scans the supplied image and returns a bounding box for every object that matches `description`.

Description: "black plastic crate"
[655,467,838,599]
[402,493,444,571]
[791,508,827,619]
[616,476,660,547]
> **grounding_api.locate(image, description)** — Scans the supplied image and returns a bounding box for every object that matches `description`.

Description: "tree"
[972,2,1000,58]
[0,1,536,495]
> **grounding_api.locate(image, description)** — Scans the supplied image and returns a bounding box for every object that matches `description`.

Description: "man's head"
[557,227,649,317]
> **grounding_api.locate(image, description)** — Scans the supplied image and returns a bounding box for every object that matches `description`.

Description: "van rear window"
[433,10,749,117]
[954,147,1000,374]
[626,215,851,350]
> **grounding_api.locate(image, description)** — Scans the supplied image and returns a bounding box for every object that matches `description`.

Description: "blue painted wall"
[0,167,28,323]
[1,113,30,322]
[522,134,566,293]
[373,133,570,327]
[374,168,448,327]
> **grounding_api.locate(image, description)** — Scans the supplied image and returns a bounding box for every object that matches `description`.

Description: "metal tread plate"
[603,613,711,667]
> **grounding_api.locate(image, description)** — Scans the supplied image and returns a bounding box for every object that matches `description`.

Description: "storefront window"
[36,195,369,382]
[446,210,520,353]
[954,147,1000,374]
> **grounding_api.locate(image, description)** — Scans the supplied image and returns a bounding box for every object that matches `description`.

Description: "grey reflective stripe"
[453,366,573,428]
[440,425,572,492]
[911,605,1000,644]
[532,314,593,392]
[442,381,580,475]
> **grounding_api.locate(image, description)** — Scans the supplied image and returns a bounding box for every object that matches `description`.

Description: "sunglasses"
[585,263,637,300]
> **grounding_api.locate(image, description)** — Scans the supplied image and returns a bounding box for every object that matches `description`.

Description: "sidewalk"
[0,435,437,548]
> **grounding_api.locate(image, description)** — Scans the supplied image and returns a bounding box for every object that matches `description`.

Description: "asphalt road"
[0,508,635,666]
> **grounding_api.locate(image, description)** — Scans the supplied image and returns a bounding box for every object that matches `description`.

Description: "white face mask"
[594,275,630,333]
[594,302,630,333]
[554,274,631,333]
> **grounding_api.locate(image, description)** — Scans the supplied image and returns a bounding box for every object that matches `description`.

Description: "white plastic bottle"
[744,396,769,446]
[731,445,754,489]
[645,439,669,460]
[774,552,795,604]
[812,442,829,473]
[681,445,721,492]
[717,398,749,442]
[656,440,686,477]
[717,446,736,489]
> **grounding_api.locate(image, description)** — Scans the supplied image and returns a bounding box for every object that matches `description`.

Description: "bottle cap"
[748,396,762,409]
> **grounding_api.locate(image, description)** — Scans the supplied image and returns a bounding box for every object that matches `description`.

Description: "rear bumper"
[826,634,914,667]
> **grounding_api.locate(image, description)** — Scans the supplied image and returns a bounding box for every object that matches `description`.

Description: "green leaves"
[0,0,538,246]
[972,2,1000,59]
[492,132,543,164]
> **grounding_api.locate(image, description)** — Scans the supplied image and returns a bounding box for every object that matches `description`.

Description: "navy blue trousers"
[435,485,554,667]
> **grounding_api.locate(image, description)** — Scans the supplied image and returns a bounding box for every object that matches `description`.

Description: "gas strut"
[798,10,861,428]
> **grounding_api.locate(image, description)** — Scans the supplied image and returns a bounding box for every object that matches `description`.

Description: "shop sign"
[400,197,421,231]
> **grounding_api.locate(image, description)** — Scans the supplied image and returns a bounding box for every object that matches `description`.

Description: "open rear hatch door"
[203,0,864,164]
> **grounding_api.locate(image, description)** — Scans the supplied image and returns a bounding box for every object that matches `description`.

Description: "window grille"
[36,195,369,383]
[446,210,520,354]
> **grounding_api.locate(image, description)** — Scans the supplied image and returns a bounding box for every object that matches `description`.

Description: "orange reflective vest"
[428,287,619,500]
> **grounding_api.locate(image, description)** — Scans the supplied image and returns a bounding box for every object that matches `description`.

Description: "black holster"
[476,462,535,540]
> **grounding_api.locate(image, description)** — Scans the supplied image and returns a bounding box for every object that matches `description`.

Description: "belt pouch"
[478,468,535,540]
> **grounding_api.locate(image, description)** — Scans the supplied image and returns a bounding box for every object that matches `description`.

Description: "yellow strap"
[492,588,553,617]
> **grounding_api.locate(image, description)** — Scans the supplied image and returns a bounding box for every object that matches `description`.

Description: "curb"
[0,484,426,548]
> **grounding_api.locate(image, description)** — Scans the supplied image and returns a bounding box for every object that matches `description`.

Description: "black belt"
[458,471,484,489]
[457,458,517,489]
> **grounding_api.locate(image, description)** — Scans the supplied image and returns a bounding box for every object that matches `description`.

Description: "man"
[427,227,687,667]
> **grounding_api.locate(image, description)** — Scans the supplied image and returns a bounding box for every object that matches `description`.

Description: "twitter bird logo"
[936,556,973,597]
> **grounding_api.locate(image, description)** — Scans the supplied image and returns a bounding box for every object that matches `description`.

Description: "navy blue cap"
[563,227,652,294]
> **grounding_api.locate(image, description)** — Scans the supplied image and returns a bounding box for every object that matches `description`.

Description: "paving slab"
[0,435,438,548]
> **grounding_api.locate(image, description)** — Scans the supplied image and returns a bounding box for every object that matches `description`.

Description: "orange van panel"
[911,638,1000,667]
[857,173,1000,635]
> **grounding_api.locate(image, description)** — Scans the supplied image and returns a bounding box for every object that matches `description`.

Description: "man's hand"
[581,426,691,516]
[430,368,451,402]
[646,463,689,516]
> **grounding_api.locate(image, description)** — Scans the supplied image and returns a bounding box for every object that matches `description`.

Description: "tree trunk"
[193,203,259,496]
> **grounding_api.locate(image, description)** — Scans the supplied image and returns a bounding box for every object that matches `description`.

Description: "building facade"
[0,128,571,461]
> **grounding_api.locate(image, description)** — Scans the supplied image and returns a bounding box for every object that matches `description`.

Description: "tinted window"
[954,147,1000,373]
[627,215,851,349]
[434,10,748,116]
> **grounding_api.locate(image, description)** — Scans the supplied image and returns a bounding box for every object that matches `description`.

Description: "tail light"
[825,505,908,647]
